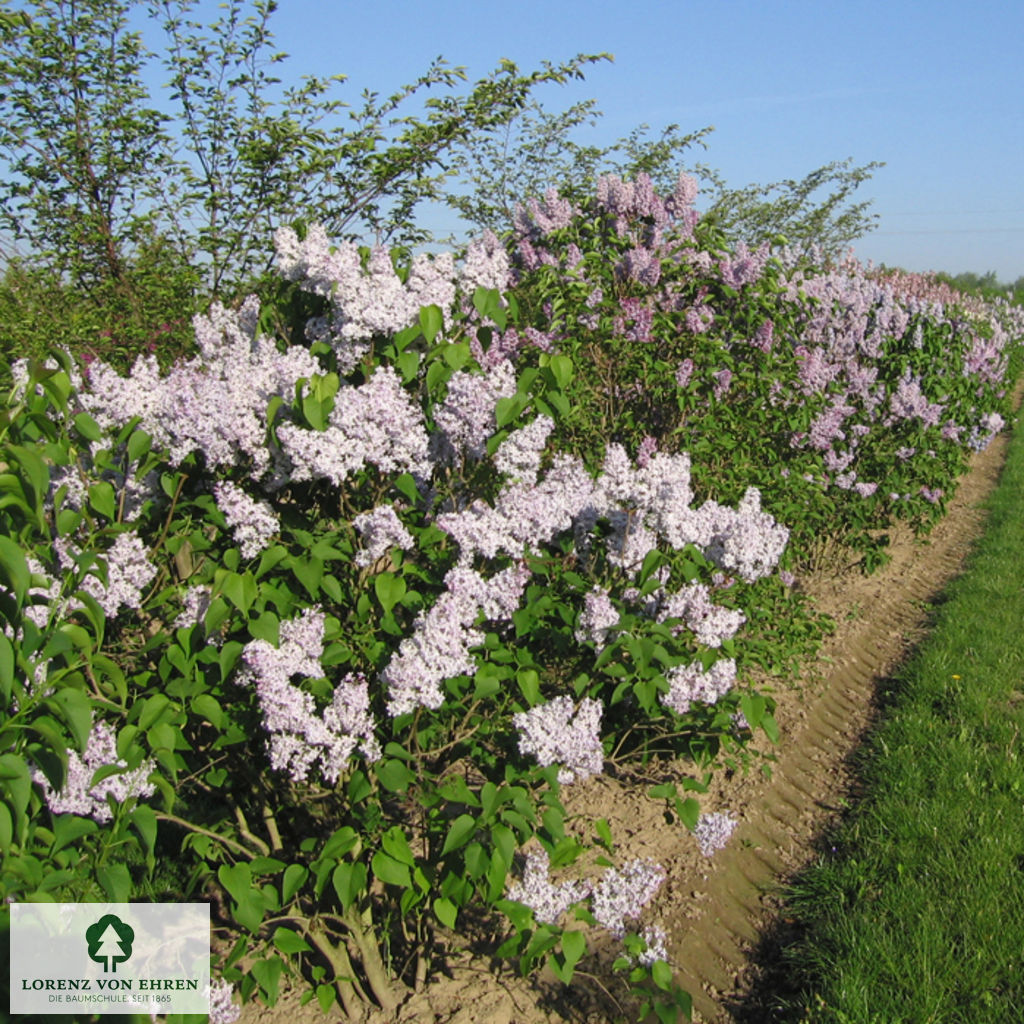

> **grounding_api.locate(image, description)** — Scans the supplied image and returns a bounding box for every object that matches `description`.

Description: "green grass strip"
[773,419,1024,1024]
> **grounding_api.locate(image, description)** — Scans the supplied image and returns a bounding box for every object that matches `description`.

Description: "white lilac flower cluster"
[661,659,737,716]
[505,847,592,925]
[353,504,415,569]
[213,481,279,560]
[693,812,739,856]
[513,696,603,784]
[236,608,381,783]
[507,847,666,950]
[574,587,620,648]
[81,297,320,478]
[32,720,156,823]
[277,366,431,486]
[206,978,241,1024]
[381,565,530,717]
[56,530,157,618]
[431,362,517,464]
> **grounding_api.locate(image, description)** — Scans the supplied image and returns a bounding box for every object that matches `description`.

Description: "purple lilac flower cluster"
[206,979,241,1024]
[437,454,597,563]
[594,170,699,244]
[505,847,591,925]
[719,241,771,289]
[493,415,555,484]
[33,720,155,823]
[654,582,746,649]
[381,565,530,717]
[507,850,666,946]
[661,659,738,716]
[693,812,739,856]
[513,695,603,784]
[213,481,279,559]
[514,189,579,238]
[460,229,513,295]
[574,587,620,649]
[56,531,157,618]
[432,363,517,464]
[353,505,414,569]
[236,609,381,783]
[278,366,431,486]
[636,925,669,967]
[275,225,457,369]
[590,859,667,937]
[174,585,212,632]
[82,297,320,478]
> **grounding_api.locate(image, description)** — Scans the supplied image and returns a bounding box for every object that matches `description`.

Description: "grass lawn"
[772,414,1024,1023]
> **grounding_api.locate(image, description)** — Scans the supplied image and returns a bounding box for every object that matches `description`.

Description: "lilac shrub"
[504,172,1020,569]
[2,193,1019,1024]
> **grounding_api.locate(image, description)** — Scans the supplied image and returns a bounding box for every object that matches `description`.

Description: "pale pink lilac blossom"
[505,847,591,925]
[514,696,603,784]
[33,720,155,823]
[693,812,739,856]
[213,481,279,559]
[274,225,457,368]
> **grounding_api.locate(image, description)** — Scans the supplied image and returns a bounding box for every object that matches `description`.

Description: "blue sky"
[145,0,1024,281]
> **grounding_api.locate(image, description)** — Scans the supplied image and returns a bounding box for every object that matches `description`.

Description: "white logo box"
[10,902,210,1015]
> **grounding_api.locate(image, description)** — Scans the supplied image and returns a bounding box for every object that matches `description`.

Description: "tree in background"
[445,97,882,258]
[0,0,199,364]
[0,0,605,368]
[704,156,884,256]
[445,96,715,231]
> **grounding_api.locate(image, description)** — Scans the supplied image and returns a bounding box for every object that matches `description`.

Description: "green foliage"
[0,0,201,372]
[447,94,714,232]
[0,0,607,369]
[704,157,884,256]
[934,268,1024,306]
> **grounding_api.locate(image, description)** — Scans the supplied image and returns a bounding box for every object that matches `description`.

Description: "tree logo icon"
[86,914,135,973]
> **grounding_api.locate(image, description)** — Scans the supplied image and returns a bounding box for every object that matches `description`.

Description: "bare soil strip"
[239,418,1014,1024]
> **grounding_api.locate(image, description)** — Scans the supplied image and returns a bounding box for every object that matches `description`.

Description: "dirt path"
[238,415,1015,1024]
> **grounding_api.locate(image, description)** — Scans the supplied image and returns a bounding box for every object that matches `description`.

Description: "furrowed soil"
[237,411,1017,1024]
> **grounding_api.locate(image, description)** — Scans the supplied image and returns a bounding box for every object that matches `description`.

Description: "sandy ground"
[235,411,1016,1024]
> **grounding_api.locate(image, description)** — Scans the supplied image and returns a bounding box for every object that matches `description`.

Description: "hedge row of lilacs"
[506,177,1023,567]
[0,172,1019,1023]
